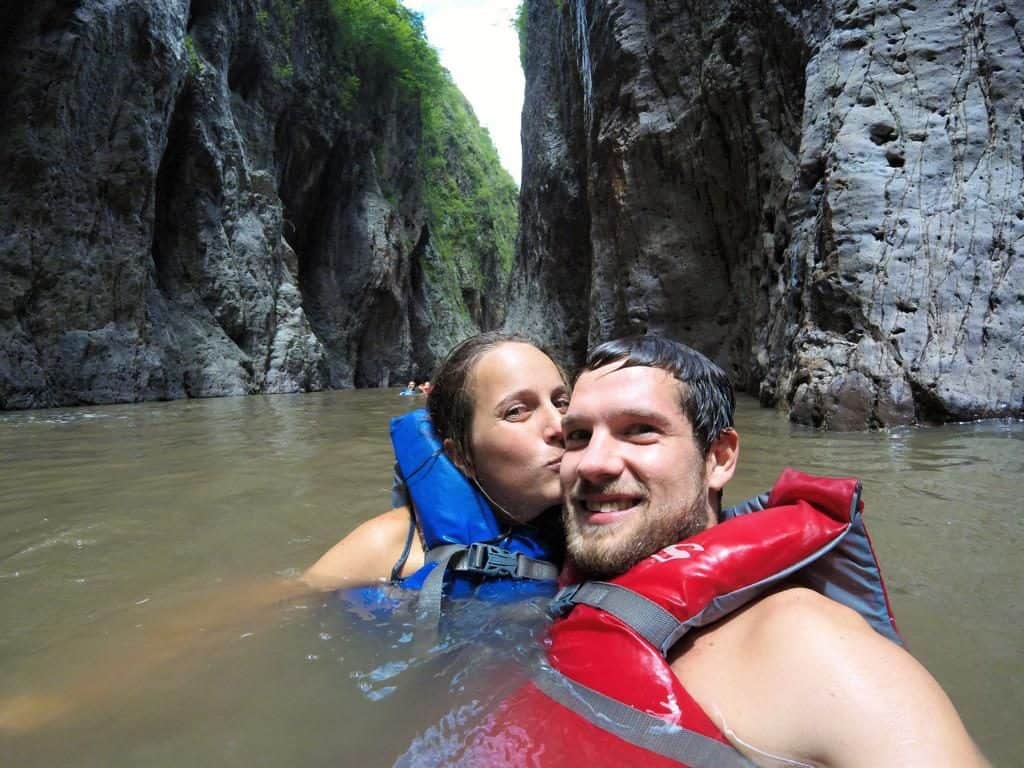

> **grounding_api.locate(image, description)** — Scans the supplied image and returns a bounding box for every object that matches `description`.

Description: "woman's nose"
[542,405,563,444]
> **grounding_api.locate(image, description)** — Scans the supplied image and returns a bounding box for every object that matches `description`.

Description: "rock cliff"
[0,0,517,408]
[511,0,1023,428]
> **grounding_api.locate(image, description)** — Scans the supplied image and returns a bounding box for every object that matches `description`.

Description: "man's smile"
[575,493,645,524]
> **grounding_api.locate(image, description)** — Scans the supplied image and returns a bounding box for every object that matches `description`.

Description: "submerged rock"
[512,0,1023,428]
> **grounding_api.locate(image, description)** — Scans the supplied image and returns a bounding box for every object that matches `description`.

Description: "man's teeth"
[586,499,635,513]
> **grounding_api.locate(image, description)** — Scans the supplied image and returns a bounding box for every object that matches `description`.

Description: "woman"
[302,332,570,592]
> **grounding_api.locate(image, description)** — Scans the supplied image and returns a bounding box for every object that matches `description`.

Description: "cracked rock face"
[513,0,1022,428]
[1,0,326,407]
[0,0,507,409]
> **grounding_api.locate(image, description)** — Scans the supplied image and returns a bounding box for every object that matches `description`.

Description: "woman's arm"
[1,576,305,732]
[301,507,425,590]
[1,509,424,732]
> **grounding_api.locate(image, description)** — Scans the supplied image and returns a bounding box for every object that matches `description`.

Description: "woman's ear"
[705,428,739,492]
[443,437,474,478]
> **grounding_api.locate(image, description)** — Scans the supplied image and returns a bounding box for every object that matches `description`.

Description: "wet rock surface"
[0,0,509,408]
[513,0,1023,428]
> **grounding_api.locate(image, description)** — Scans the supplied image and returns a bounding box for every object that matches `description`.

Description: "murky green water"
[0,391,1020,766]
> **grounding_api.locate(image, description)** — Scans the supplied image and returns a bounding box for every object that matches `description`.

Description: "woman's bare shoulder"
[301,507,417,591]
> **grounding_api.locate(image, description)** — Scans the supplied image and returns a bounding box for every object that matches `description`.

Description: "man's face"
[559,361,716,578]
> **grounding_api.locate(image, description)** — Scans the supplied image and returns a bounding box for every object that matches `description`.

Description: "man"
[543,334,988,767]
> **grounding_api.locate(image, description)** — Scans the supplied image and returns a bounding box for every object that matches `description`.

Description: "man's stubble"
[563,482,709,580]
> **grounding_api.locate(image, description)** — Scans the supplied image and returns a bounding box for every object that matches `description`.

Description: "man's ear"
[705,428,739,491]
[443,437,474,478]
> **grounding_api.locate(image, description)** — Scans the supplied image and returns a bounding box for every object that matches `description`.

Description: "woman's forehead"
[471,343,563,396]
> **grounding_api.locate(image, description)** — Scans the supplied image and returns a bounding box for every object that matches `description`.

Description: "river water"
[0,390,1020,766]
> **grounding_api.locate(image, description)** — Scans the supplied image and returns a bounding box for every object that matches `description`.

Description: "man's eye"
[625,424,658,437]
[564,429,590,447]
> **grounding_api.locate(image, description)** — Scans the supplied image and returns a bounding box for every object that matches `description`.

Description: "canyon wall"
[0,0,517,408]
[511,0,1022,428]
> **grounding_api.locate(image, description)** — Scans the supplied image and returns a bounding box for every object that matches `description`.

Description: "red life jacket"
[471,469,901,767]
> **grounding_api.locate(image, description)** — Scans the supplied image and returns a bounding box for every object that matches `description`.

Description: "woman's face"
[460,342,569,524]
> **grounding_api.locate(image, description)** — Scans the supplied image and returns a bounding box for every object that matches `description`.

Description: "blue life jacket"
[347,409,562,618]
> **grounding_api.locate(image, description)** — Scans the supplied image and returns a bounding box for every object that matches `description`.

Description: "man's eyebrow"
[561,408,674,431]
[614,408,674,428]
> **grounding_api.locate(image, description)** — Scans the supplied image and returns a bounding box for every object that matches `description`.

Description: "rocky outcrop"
[512,0,1023,428]
[0,0,515,409]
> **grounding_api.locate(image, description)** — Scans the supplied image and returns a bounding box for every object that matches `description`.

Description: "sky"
[402,0,524,185]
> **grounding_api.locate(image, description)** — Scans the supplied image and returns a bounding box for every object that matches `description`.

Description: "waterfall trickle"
[571,0,594,136]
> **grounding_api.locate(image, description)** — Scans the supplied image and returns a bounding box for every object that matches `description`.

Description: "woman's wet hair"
[582,334,735,456]
[427,332,567,470]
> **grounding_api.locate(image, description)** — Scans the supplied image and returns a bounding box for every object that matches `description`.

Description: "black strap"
[533,666,758,768]
[389,506,418,583]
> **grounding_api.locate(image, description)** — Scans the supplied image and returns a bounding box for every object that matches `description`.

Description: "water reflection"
[0,393,1019,766]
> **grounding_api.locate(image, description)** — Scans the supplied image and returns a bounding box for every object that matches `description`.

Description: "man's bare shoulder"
[671,586,864,708]
[742,585,867,642]
[675,586,865,664]
[673,586,988,767]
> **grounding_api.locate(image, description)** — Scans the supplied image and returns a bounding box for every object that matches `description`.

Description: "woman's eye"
[553,394,571,413]
[503,404,528,420]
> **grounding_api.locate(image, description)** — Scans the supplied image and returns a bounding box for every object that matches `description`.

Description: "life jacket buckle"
[465,542,520,576]
[548,583,583,617]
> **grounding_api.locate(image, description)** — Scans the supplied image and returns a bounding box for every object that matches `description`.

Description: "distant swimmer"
[417,380,433,396]
[399,380,418,396]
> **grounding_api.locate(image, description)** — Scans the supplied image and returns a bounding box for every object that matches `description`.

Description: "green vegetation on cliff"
[322,0,519,319]
[261,0,517,308]
[327,0,442,97]
[515,3,528,69]
[420,77,518,286]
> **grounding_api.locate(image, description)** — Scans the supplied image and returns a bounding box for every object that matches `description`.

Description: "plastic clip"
[465,543,519,576]
[548,583,583,617]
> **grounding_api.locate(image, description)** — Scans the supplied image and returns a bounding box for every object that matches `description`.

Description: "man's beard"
[563,491,709,581]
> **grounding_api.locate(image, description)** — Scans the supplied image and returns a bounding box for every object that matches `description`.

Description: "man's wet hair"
[582,335,735,455]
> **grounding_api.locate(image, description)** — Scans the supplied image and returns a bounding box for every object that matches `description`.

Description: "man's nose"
[574,431,624,482]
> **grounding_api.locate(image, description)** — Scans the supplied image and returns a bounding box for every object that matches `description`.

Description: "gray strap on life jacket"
[550,581,685,655]
[532,666,758,768]
[417,543,559,622]
[417,546,462,622]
